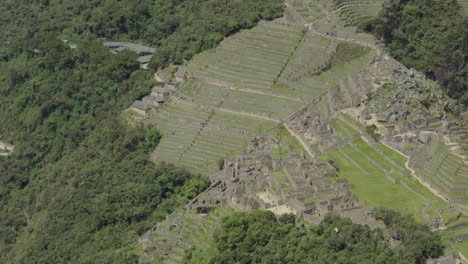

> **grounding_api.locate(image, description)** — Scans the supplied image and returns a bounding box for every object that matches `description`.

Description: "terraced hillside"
[146,100,277,174]
[144,13,378,174]
[286,0,327,24]
[410,141,468,205]
[139,206,236,264]
[325,116,450,220]
[136,0,468,261]
[187,20,305,93]
[312,14,377,46]
[335,3,382,26]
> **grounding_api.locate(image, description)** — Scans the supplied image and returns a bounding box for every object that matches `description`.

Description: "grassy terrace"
[187,21,303,91]
[326,117,449,221]
[437,214,468,257]
[288,0,325,22]
[341,112,366,130]
[337,5,382,25]
[277,39,376,99]
[333,0,383,9]
[178,82,305,120]
[279,33,336,81]
[316,16,376,45]
[274,169,295,190]
[149,101,276,174]
[268,124,304,157]
[414,142,468,203]
[144,206,236,264]
[326,141,449,221]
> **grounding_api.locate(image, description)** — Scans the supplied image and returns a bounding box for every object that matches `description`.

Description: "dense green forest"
[0,0,283,262]
[0,38,210,263]
[0,0,284,69]
[183,209,444,264]
[361,0,467,99]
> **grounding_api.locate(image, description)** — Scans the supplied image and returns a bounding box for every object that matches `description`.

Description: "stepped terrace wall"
[409,140,468,204]
[146,101,276,174]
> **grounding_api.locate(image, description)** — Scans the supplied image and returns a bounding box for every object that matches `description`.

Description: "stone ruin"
[128,82,179,118]
[187,135,362,224]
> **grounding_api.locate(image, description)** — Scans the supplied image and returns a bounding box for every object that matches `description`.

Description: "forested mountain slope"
[362,0,468,99]
[131,0,468,262]
[0,0,466,263]
[0,0,283,263]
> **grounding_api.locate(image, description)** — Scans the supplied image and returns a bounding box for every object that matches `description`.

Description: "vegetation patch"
[183,209,444,263]
[363,0,468,99]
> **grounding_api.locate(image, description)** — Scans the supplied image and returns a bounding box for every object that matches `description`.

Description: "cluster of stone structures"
[135,52,467,264]
[128,66,191,117]
[132,1,467,261]
[104,41,156,69]
[129,83,177,116]
[187,135,362,224]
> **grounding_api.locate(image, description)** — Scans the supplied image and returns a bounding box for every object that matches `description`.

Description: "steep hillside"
[367,0,468,99]
[0,1,285,263]
[0,0,466,263]
[131,0,467,263]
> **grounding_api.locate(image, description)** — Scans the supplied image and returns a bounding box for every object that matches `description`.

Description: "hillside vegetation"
[0,0,283,70]
[0,38,210,263]
[183,209,444,264]
[0,0,282,262]
[363,0,468,99]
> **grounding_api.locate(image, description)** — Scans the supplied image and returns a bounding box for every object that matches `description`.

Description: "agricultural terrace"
[286,0,327,23]
[335,4,382,26]
[177,81,305,120]
[326,115,450,221]
[187,18,377,101]
[410,141,468,205]
[333,0,382,9]
[187,20,305,93]
[314,14,376,45]
[159,17,378,176]
[324,114,468,254]
[140,206,236,264]
[147,101,276,174]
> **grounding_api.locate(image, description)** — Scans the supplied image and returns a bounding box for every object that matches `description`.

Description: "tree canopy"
[183,209,444,264]
[0,0,283,262]
[361,0,468,99]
